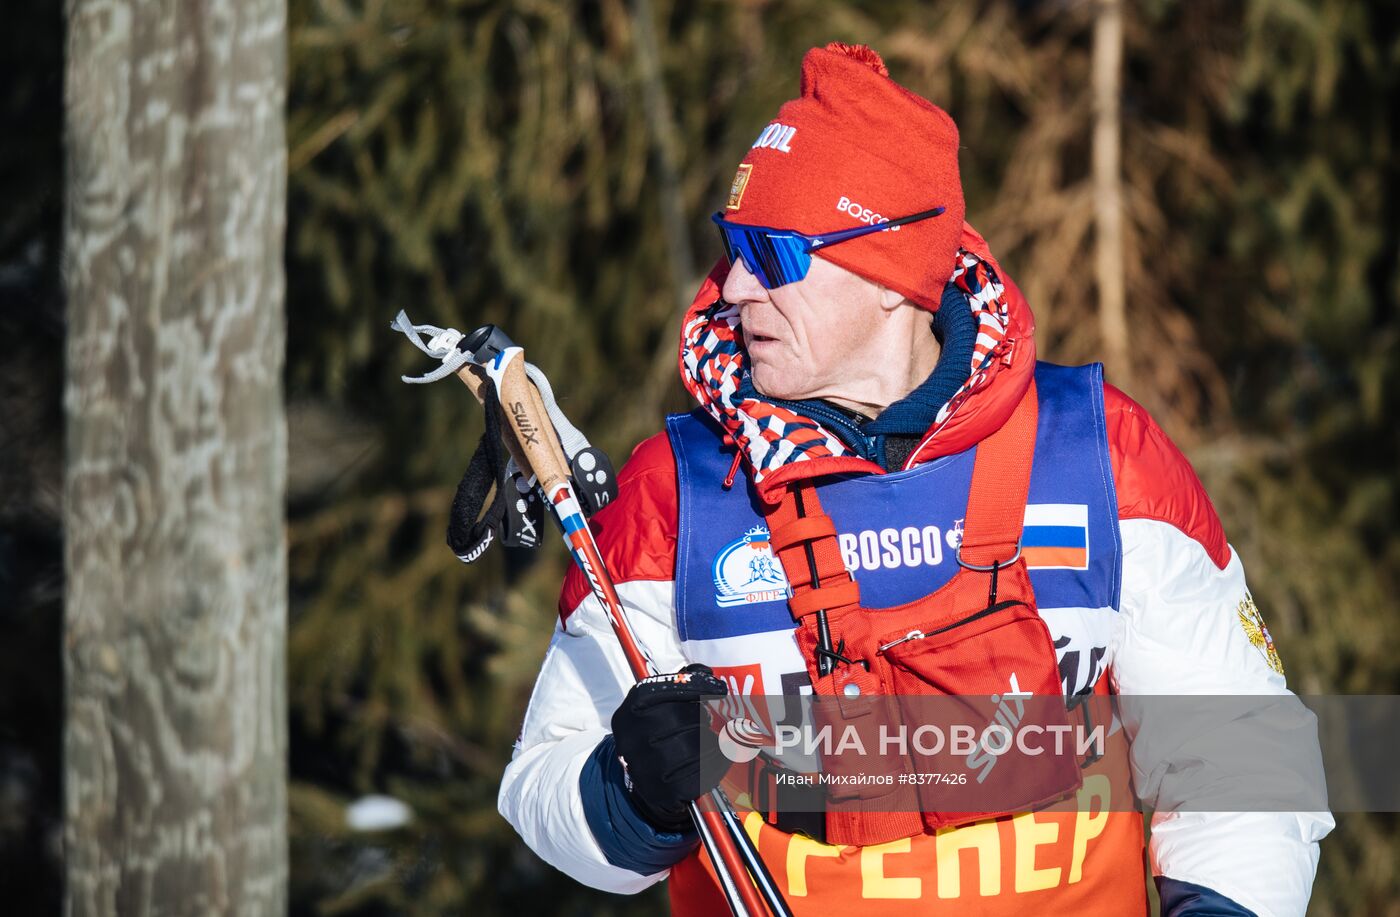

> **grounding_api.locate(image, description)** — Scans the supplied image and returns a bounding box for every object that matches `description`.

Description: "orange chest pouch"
[764,382,1083,846]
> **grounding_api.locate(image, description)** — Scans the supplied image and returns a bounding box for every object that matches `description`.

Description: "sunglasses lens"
[715,223,812,289]
[717,225,738,265]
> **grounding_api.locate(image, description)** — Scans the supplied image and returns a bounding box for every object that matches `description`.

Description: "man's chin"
[749,366,806,403]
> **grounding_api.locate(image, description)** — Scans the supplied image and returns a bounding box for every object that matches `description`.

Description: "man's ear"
[878,285,910,313]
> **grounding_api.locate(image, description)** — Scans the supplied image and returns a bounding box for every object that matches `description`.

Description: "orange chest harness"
[760,382,1091,846]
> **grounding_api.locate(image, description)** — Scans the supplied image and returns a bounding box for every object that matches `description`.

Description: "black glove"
[611,663,730,832]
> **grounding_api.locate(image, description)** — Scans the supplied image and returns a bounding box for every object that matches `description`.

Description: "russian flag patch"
[1022,503,1090,570]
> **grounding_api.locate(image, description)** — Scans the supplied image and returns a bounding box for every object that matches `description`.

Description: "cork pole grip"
[490,356,573,492]
[523,370,573,477]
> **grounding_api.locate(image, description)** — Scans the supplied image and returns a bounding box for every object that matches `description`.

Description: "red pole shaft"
[564,496,770,917]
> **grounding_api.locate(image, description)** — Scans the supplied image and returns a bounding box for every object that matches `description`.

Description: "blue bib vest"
[666,362,1122,700]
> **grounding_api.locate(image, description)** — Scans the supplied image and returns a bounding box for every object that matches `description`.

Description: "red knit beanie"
[722,43,964,312]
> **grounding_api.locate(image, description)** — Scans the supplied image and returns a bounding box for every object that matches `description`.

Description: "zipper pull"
[720,435,743,490]
[722,450,743,490]
[879,630,925,652]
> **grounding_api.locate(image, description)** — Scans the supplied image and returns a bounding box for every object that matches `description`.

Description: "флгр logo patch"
[713,525,789,607]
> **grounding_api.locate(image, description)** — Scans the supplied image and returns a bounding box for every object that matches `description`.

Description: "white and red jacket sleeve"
[497,433,686,893]
[1104,385,1333,917]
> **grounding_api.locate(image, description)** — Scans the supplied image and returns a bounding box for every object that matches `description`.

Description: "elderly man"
[499,43,1330,915]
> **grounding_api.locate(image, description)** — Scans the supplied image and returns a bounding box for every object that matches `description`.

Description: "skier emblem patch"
[713,525,789,607]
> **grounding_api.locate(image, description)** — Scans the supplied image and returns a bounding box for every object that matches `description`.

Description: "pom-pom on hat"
[723,43,965,312]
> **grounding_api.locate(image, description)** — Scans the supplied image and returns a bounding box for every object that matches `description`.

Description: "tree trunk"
[1092,0,1130,386]
[63,1,288,913]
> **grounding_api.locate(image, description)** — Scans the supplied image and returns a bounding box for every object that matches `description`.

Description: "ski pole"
[391,315,790,917]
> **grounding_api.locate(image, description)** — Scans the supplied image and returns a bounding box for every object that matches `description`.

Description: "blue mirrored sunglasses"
[711,205,945,289]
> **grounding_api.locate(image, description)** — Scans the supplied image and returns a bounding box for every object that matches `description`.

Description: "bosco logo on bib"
[838,525,947,573]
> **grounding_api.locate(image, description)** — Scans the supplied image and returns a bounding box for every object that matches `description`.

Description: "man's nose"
[721,256,768,304]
